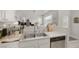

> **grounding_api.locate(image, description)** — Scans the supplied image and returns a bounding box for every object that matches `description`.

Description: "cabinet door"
[68,40,79,48]
[0,42,19,48]
[19,40,38,48]
[6,10,15,21]
[38,38,50,48]
[39,44,50,48]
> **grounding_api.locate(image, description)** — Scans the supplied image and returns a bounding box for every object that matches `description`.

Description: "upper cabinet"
[0,10,6,21]
[6,10,16,22]
[0,10,16,22]
[58,10,70,28]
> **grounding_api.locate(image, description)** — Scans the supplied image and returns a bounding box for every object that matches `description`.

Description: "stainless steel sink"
[35,33,47,37]
[24,33,47,39]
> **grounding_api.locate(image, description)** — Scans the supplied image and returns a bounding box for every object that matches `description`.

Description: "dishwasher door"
[50,36,65,48]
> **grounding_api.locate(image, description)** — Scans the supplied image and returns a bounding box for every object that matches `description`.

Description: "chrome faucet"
[34,25,41,37]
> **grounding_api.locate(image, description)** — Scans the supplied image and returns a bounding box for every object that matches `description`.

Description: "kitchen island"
[0,31,68,48]
[19,31,67,48]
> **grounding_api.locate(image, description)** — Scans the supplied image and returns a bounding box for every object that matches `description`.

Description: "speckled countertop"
[0,34,22,43]
[0,31,67,43]
[45,31,66,38]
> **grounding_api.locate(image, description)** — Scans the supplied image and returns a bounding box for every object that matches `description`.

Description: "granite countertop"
[20,34,49,41]
[21,31,67,41]
[0,34,22,43]
[45,31,66,38]
[0,31,67,42]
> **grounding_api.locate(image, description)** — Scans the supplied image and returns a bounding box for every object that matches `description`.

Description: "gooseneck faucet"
[34,25,40,38]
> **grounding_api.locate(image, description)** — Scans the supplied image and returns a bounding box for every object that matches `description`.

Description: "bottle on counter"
[1,28,7,37]
[0,30,2,39]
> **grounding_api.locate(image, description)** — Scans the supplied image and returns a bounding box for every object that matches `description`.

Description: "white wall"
[15,10,48,24]
[58,10,79,39]
[70,10,79,39]
[15,10,59,25]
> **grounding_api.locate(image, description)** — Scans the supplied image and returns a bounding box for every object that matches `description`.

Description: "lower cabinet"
[0,42,19,48]
[19,40,38,48]
[39,44,50,48]
[38,38,50,48]
[68,40,79,48]
[19,37,50,48]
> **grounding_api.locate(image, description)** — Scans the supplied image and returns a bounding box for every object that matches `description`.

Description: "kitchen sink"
[24,33,47,39]
[35,33,47,37]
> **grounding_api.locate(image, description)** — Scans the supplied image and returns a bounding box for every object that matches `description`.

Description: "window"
[38,17,42,25]
[44,15,53,26]
[61,16,69,28]
[31,16,42,26]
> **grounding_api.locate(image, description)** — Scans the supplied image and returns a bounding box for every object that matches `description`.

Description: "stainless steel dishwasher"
[50,36,65,48]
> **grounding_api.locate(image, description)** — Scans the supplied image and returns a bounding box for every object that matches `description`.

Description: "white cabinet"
[19,39,38,48]
[68,40,79,48]
[0,10,15,22]
[6,10,15,22]
[39,44,50,48]
[38,38,50,48]
[0,42,19,48]
[19,37,50,48]
[58,10,70,28]
[0,10,6,21]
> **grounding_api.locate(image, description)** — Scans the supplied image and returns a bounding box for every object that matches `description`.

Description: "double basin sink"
[23,33,47,39]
